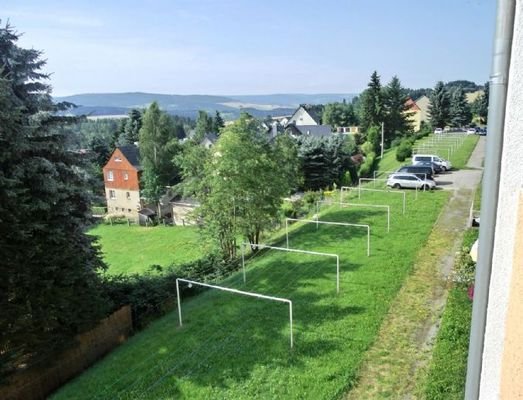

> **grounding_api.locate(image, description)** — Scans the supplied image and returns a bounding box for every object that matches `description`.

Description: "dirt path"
[345,139,484,399]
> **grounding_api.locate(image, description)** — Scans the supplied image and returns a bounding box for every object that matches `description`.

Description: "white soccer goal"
[285,217,370,256]
[342,185,406,215]
[240,242,341,293]
[316,200,390,233]
[175,278,294,348]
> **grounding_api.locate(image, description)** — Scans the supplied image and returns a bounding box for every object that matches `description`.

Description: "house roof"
[201,133,218,144]
[405,97,421,112]
[289,105,322,125]
[119,145,141,168]
[288,124,333,138]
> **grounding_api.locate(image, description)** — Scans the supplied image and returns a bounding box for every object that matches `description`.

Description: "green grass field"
[54,189,448,399]
[376,133,479,179]
[88,224,207,275]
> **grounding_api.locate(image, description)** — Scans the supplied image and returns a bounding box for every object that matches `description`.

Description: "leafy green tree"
[429,81,451,128]
[323,102,358,128]
[182,115,298,258]
[359,71,384,134]
[450,87,472,127]
[139,102,181,204]
[0,23,107,378]
[383,76,413,145]
[122,108,142,144]
[213,111,225,134]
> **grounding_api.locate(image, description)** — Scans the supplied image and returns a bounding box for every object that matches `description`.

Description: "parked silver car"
[386,173,436,190]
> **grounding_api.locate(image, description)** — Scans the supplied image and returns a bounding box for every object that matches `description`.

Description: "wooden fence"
[0,305,132,400]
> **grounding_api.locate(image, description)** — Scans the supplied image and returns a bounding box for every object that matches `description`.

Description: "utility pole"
[380,121,384,159]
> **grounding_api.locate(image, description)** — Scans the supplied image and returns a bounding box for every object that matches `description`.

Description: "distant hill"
[54,92,357,119]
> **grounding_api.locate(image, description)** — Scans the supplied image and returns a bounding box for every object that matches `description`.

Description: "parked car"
[412,154,452,171]
[467,127,477,135]
[396,164,435,180]
[477,127,487,136]
[434,127,444,134]
[387,173,436,190]
[414,160,443,174]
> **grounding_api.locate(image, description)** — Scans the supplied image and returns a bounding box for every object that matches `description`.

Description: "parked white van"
[412,154,452,171]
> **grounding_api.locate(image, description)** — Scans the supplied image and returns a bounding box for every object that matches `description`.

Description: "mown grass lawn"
[88,224,207,275]
[375,133,479,179]
[54,189,448,399]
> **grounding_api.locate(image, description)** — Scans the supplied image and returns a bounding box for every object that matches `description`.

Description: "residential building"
[405,97,422,132]
[286,124,333,138]
[103,145,142,218]
[287,105,322,126]
[201,133,218,149]
[414,95,430,124]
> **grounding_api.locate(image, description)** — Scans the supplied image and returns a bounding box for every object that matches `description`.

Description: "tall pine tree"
[383,76,412,145]
[359,71,384,134]
[450,87,472,127]
[428,81,451,128]
[0,23,107,378]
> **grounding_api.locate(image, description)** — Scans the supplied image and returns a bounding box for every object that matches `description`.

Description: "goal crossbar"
[240,243,340,293]
[316,200,390,233]
[175,278,294,348]
[285,217,370,256]
[342,185,406,215]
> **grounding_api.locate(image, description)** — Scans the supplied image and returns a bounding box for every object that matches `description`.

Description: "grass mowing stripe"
[116,249,324,397]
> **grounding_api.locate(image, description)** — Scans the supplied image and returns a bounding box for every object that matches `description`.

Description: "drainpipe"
[465,0,515,399]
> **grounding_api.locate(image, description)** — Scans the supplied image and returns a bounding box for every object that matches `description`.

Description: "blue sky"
[3,0,496,96]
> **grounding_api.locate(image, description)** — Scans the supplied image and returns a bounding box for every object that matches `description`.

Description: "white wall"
[479,4,523,398]
[105,188,141,217]
[288,107,318,126]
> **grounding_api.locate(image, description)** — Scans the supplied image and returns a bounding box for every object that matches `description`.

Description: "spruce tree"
[122,108,142,144]
[360,71,384,134]
[383,76,412,145]
[0,23,107,378]
[428,81,451,128]
[213,111,225,135]
[450,87,472,128]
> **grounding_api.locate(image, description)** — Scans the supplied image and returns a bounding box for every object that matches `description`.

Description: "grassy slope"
[88,224,206,275]
[423,229,478,399]
[53,190,447,399]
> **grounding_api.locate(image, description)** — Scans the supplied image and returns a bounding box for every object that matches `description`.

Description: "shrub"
[102,254,240,329]
[396,140,413,161]
[358,151,376,178]
[281,199,306,219]
[302,191,322,207]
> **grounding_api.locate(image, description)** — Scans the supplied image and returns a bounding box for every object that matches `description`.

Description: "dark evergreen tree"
[450,86,472,127]
[173,123,186,140]
[473,81,489,124]
[213,111,225,135]
[383,76,412,145]
[428,81,451,128]
[359,71,384,135]
[193,110,213,142]
[122,108,142,144]
[0,23,107,378]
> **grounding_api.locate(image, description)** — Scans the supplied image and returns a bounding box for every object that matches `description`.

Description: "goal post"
[316,200,391,233]
[285,217,370,256]
[340,183,410,214]
[175,278,294,348]
[240,242,341,293]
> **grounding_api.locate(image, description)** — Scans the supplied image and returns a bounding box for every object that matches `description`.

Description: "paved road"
[436,136,485,191]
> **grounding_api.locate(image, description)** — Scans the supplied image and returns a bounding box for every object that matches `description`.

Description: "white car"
[434,128,444,134]
[412,154,452,171]
[387,173,436,190]
[467,128,477,135]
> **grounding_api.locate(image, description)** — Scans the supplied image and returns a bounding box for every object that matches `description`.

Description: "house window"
[128,209,132,213]
[124,172,129,181]
[115,157,122,162]
[107,170,114,181]
[109,190,116,200]
[126,192,131,200]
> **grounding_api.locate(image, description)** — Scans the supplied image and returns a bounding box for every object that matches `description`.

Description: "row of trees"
[428,80,489,128]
